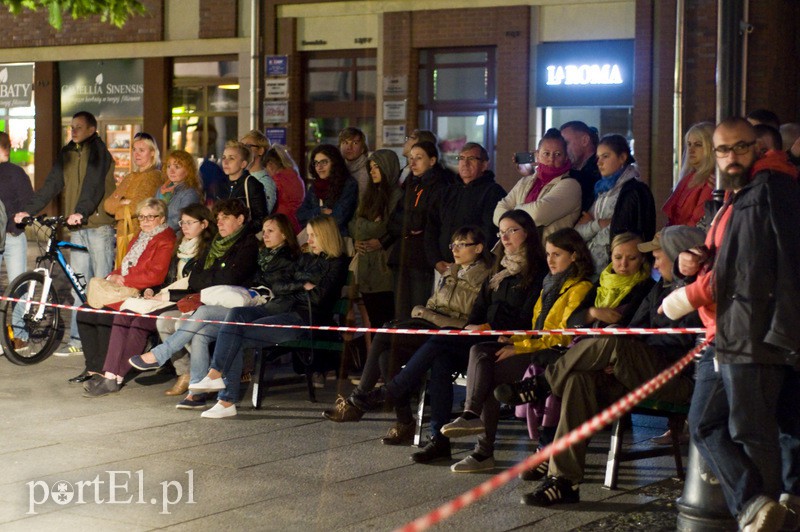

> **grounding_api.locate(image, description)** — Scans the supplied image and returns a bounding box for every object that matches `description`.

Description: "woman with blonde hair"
[241,129,277,213]
[662,122,716,227]
[158,150,203,232]
[104,131,164,266]
[189,215,350,418]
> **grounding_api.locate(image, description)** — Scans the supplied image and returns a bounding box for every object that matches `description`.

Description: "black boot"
[411,436,451,463]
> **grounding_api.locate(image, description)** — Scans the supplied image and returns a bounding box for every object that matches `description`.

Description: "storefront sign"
[265,78,289,99]
[383,125,406,146]
[263,101,289,123]
[60,59,144,117]
[0,63,34,107]
[266,55,289,76]
[383,101,407,121]
[265,127,287,146]
[536,40,634,107]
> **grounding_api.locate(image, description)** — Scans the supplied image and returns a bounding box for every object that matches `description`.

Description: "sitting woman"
[158,150,204,232]
[326,211,548,465]
[439,228,594,472]
[574,134,656,276]
[323,225,493,444]
[297,144,359,235]
[75,198,176,385]
[188,214,350,419]
[82,204,215,397]
[661,122,716,228]
[493,128,582,243]
[130,213,300,409]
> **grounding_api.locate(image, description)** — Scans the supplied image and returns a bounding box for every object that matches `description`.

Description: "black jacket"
[630,279,702,360]
[386,166,452,269]
[468,268,546,330]
[251,245,298,289]
[220,171,268,233]
[572,154,601,212]
[268,253,349,325]
[181,231,260,295]
[567,276,656,328]
[610,178,656,243]
[425,170,506,267]
[715,170,800,365]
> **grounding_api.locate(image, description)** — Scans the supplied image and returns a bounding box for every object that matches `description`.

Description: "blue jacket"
[296,176,358,236]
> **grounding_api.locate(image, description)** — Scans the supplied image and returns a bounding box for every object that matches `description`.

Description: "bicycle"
[0,216,88,365]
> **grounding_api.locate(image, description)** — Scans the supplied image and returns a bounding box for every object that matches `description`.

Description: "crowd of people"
[2,108,800,531]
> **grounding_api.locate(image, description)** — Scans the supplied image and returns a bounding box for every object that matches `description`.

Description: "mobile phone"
[514,152,534,165]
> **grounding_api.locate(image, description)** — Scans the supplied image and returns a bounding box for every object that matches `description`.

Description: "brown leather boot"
[165,374,190,396]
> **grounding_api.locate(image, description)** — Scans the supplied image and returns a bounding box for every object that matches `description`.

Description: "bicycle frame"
[25,232,89,321]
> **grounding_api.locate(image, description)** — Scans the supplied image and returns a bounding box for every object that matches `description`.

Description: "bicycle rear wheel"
[0,271,62,365]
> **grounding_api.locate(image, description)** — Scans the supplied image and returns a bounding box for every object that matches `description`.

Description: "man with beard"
[662,117,800,531]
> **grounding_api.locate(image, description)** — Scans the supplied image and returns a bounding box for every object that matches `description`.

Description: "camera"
[514,152,534,165]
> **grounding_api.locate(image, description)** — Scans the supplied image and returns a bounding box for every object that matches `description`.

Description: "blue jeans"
[779,368,800,496]
[69,226,115,344]
[688,345,787,516]
[385,335,476,438]
[210,307,307,403]
[2,233,29,339]
[151,305,227,384]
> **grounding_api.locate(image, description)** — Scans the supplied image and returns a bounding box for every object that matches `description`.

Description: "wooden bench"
[603,398,689,489]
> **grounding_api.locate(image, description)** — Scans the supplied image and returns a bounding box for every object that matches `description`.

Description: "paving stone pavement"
[0,242,690,531]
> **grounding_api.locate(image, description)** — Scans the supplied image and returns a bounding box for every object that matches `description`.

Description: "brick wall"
[199,0,237,39]
[0,0,163,47]
[682,0,717,125]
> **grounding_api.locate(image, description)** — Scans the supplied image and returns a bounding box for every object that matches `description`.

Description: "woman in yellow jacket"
[440,227,594,473]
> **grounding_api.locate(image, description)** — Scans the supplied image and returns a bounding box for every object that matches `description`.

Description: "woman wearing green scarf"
[566,232,654,329]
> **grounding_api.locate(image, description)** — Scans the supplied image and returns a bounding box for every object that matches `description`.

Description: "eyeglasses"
[137,214,161,222]
[178,220,200,227]
[449,242,478,251]
[497,227,523,238]
[313,159,330,168]
[713,140,756,157]
[456,155,484,163]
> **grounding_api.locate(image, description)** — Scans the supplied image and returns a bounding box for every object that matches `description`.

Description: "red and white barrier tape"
[394,340,708,532]
[0,295,704,337]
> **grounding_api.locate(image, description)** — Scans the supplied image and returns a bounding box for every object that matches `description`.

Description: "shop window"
[1,105,36,179]
[171,59,239,160]
[303,50,376,165]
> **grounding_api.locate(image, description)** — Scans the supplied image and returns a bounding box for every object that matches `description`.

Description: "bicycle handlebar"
[20,215,85,229]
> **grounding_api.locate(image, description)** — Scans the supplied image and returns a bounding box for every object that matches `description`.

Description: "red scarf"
[524,161,571,203]
[752,150,798,180]
[312,178,331,201]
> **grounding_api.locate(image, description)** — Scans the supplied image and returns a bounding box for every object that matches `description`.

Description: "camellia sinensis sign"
[0,63,34,108]
[536,40,634,107]
[60,59,144,118]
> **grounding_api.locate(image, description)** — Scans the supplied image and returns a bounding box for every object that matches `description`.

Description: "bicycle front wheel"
[0,271,62,365]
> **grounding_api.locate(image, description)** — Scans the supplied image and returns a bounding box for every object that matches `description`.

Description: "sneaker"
[312,373,325,389]
[519,460,549,481]
[188,376,225,393]
[12,338,29,352]
[450,453,495,473]
[494,377,540,406]
[411,437,451,463]
[741,499,787,532]
[521,476,580,507]
[176,394,208,410]
[441,416,485,438]
[381,421,416,445]
[54,345,83,357]
[201,402,237,419]
[323,395,364,422]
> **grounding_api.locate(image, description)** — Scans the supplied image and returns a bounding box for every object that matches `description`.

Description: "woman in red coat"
[72,198,176,385]
[662,122,715,228]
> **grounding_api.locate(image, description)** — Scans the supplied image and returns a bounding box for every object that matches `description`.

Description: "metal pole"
[250,0,262,131]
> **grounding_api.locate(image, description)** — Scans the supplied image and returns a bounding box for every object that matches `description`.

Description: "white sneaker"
[54,345,83,357]
[188,376,225,393]
[201,402,237,419]
[741,499,787,532]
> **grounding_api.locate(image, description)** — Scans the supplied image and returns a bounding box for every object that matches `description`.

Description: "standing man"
[560,121,601,212]
[662,117,800,532]
[425,142,506,275]
[14,111,116,365]
[338,127,370,198]
[0,132,34,289]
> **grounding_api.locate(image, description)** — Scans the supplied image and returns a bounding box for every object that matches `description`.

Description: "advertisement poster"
[60,59,144,117]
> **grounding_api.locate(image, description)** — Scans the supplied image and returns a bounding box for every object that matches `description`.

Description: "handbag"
[114,205,136,270]
[200,285,262,308]
[86,277,139,309]
[177,293,203,313]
